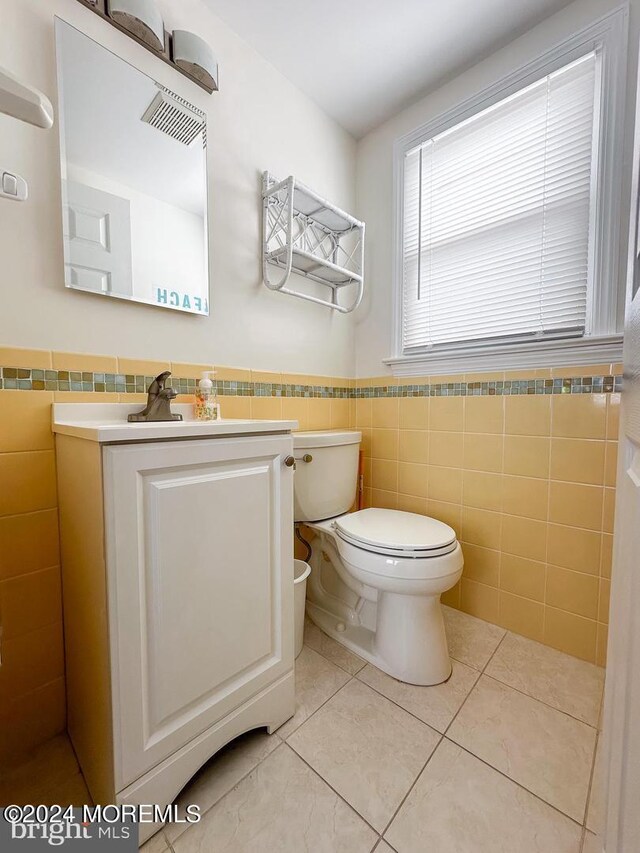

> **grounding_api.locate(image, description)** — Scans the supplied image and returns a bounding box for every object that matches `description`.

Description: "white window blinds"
[401,52,599,351]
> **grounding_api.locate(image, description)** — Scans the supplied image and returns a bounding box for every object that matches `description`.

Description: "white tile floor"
[2,606,607,853]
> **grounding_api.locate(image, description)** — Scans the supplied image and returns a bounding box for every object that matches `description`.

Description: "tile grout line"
[481,628,509,673]
[428,631,597,829]
[284,741,384,841]
[377,733,446,843]
[0,507,59,521]
[350,664,464,735]
[358,633,511,844]
[373,839,397,853]
[290,645,497,843]
[167,643,359,844]
[596,398,609,666]
[579,826,588,853]
[160,625,599,847]
[439,629,509,741]
[442,735,587,831]
[160,735,285,846]
[285,649,454,845]
[427,632,588,826]
[345,625,508,738]
[497,396,506,627]
[303,626,367,677]
[166,729,586,851]
[442,632,597,828]
[480,670,602,729]
[176,625,598,841]
[161,827,175,853]
[542,398,553,645]
[582,727,601,829]
[0,448,54,456]
[0,562,62,583]
[442,636,595,830]
[281,661,355,740]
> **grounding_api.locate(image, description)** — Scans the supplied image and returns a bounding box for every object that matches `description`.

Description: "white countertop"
[52,403,298,443]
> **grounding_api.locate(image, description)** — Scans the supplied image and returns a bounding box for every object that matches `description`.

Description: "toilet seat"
[333,508,457,559]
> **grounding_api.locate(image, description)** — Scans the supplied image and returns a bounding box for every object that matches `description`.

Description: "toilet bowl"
[294,430,464,686]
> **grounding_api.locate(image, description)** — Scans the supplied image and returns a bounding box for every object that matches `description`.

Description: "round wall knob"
[302,454,313,463]
[284,455,296,467]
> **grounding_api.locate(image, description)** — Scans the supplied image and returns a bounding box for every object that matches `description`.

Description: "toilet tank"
[293,430,361,522]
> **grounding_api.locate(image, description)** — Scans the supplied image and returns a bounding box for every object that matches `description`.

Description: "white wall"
[0,0,357,375]
[354,0,638,378]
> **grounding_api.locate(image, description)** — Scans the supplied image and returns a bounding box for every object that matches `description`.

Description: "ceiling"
[205,0,574,137]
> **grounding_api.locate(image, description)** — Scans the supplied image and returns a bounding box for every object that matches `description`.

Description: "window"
[391,12,626,374]
[402,54,597,350]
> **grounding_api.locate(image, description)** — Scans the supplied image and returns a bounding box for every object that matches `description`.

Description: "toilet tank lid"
[293,430,361,448]
[335,508,456,552]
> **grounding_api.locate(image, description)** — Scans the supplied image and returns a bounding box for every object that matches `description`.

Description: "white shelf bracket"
[262,174,295,292]
[261,171,365,313]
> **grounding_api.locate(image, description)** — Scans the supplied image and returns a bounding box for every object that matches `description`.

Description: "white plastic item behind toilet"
[294,559,311,658]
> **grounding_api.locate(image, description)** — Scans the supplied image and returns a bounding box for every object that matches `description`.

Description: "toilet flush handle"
[284,453,312,469]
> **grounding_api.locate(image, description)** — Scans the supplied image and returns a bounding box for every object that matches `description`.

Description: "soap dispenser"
[195,371,220,421]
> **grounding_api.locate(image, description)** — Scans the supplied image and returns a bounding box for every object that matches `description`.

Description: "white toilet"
[294,430,464,686]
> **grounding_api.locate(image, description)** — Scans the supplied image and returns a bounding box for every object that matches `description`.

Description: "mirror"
[55,19,209,315]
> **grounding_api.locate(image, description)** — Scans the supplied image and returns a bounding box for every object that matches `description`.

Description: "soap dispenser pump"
[195,371,220,421]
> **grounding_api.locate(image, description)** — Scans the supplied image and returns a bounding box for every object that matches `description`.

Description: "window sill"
[383,335,624,377]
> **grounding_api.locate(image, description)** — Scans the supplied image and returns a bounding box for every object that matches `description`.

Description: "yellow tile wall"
[0,347,65,759]
[0,347,620,760]
[355,366,620,666]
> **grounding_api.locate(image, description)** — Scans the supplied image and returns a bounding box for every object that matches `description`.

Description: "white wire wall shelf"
[262,171,365,313]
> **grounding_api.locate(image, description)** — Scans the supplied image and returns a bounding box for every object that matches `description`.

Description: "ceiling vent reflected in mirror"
[141,89,205,147]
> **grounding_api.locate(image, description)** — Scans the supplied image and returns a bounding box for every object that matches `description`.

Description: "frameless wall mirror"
[55,19,209,315]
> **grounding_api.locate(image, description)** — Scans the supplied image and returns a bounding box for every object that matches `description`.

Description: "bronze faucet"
[128,371,183,422]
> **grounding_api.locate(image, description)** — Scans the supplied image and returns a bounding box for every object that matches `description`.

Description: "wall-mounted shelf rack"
[262,171,365,313]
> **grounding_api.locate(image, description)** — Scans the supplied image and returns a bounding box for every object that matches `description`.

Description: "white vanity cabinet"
[53,405,296,841]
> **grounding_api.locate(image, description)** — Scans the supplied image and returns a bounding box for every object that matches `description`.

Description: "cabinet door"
[103,434,294,789]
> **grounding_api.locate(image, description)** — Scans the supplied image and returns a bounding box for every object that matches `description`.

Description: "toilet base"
[306,597,452,686]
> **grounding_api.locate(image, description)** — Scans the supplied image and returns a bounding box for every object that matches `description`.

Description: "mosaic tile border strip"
[356,376,623,397]
[0,367,622,397]
[0,368,350,398]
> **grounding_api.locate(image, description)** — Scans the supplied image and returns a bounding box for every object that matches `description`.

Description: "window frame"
[387,6,628,376]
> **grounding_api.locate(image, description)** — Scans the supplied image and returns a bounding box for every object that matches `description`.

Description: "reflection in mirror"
[55,19,209,315]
